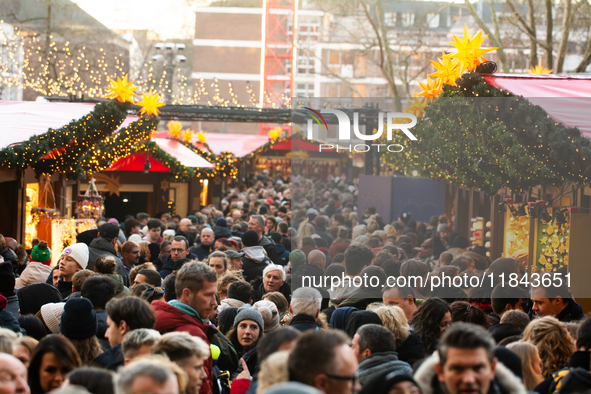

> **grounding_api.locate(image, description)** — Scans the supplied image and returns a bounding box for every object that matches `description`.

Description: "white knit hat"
[128,234,142,243]
[61,243,89,269]
[40,302,66,334]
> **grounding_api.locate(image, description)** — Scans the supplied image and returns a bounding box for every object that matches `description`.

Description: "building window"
[289,16,320,41]
[401,13,415,27]
[384,12,396,27]
[297,56,314,75]
[427,13,440,28]
[296,83,315,97]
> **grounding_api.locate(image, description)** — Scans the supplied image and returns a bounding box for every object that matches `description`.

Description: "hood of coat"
[414,352,527,394]
[242,246,267,263]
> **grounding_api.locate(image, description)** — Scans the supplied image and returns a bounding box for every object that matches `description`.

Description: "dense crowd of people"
[0,172,589,394]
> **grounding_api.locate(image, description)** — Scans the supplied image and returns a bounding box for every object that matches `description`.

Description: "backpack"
[551,367,591,394]
[211,365,231,394]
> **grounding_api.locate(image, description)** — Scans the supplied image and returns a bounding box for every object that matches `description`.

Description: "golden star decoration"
[93,173,122,196]
[149,130,158,140]
[168,121,183,139]
[137,91,165,117]
[415,77,442,99]
[404,97,428,118]
[196,130,207,143]
[443,25,498,74]
[160,179,170,191]
[182,129,194,143]
[105,74,138,103]
[429,51,461,86]
[268,127,282,140]
[528,64,553,74]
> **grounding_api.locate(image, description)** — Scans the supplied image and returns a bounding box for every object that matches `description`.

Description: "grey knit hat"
[233,304,264,331]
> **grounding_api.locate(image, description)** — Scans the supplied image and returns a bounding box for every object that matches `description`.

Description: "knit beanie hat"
[61,243,89,270]
[233,304,264,332]
[128,234,143,243]
[289,250,306,271]
[31,241,52,265]
[18,283,63,315]
[0,294,6,311]
[40,302,66,334]
[0,262,15,296]
[241,230,259,248]
[60,298,97,340]
[254,300,279,333]
[216,218,227,228]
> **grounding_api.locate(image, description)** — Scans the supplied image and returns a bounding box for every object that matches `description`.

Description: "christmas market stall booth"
[379,26,591,307]
[0,77,216,262]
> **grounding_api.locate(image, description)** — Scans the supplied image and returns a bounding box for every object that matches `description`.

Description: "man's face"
[179,220,192,232]
[170,240,189,262]
[230,258,243,270]
[440,230,450,239]
[105,316,126,347]
[187,280,218,318]
[52,270,60,287]
[436,347,496,394]
[269,205,276,214]
[200,230,214,246]
[248,218,263,235]
[232,211,242,221]
[180,356,207,394]
[58,256,81,279]
[201,209,211,219]
[148,227,161,241]
[132,274,149,290]
[160,244,172,260]
[318,344,361,394]
[123,246,140,266]
[0,355,29,394]
[383,288,416,322]
[531,287,562,317]
[389,381,421,394]
[350,334,368,363]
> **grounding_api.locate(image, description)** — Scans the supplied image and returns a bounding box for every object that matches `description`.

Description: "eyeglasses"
[325,374,358,384]
[171,248,186,253]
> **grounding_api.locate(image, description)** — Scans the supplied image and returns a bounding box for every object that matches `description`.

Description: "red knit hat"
[0,294,7,311]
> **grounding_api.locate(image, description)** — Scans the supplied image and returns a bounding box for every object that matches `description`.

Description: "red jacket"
[230,379,250,394]
[152,300,216,394]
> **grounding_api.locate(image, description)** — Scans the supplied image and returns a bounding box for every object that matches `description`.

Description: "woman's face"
[237,320,260,348]
[145,249,151,262]
[266,220,274,230]
[263,270,284,293]
[438,312,452,338]
[39,352,71,392]
[208,257,226,276]
[13,344,31,368]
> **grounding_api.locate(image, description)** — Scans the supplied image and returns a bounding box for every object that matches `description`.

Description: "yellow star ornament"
[182,130,194,143]
[528,64,553,74]
[268,127,282,140]
[196,131,207,143]
[444,25,497,73]
[429,51,461,86]
[415,77,442,99]
[404,97,428,118]
[167,121,183,139]
[105,74,138,103]
[137,91,165,117]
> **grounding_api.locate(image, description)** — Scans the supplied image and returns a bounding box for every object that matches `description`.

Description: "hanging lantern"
[76,178,104,219]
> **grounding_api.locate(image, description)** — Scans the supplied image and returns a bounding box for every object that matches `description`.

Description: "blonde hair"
[0,328,19,354]
[522,316,575,378]
[296,223,315,247]
[256,350,290,394]
[366,303,411,342]
[507,342,544,390]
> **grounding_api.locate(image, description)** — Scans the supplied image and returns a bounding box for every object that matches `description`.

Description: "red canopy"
[271,138,319,151]
[484,74,591,138]
[105,153,171,172]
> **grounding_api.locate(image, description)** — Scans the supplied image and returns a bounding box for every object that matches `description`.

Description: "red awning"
[484,74,591,138]
[271,138,319,151]
[105,153,171,172]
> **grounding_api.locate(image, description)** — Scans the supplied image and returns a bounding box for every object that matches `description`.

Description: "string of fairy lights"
[0,24,292,107]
